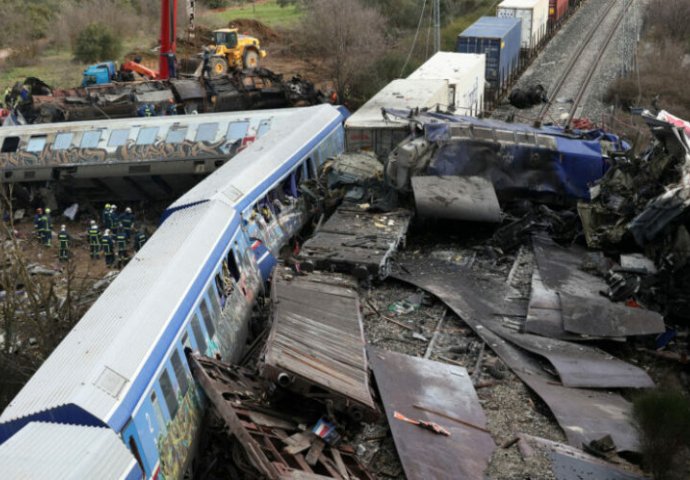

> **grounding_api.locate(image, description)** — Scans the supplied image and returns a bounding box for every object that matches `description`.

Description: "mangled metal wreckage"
[383,109,629,222]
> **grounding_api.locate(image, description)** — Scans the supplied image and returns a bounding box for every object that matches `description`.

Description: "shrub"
[632,390,690,480]
[73,23,122,64]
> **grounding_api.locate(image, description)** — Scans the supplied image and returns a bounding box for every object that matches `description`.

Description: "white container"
[345,78,450,155]
[497,0,549,51]
[407,51,486,117]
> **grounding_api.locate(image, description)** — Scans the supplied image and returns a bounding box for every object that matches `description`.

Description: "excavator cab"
[207,28,266,77]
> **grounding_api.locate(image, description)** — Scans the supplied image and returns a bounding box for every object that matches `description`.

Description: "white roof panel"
[345,79,449,129]
[1,200,235,425]
[0,422,137,479]
[408,52,485,83]
[497,0,543,7]
[170,104,344,212]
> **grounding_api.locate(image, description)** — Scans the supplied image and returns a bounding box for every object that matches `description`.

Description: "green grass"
[201,0,303,28]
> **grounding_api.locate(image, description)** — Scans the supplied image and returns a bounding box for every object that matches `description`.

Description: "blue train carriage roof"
[459,16,522,39]
[0,422,141,480]
[0,200,240,440]
[167,103,347,216]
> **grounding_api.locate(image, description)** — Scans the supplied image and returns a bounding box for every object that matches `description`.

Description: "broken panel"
[299,207,413,279]
[367,347,495,480]
[261,271,378,421]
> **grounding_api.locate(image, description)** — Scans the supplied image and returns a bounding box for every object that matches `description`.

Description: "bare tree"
[296,0,388,102]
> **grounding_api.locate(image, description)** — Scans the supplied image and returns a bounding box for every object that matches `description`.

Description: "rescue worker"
[101,203,111,227]
[38,208,51,246]
[101,229,115,267]
[33,207,43,239]
[87,220,101,259]
[110,204,119,227]
[116,224,128,268]
[132,224,147,252]
[120,207,134,239]
[58,225,70,262]
[202,47,212,79]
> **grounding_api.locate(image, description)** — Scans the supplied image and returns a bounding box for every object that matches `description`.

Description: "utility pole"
[434,0,441,53]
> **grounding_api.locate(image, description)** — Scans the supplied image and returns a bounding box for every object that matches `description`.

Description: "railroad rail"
[536,0,633,127]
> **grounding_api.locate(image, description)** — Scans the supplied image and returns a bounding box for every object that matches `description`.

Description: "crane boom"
[159,0,178,79]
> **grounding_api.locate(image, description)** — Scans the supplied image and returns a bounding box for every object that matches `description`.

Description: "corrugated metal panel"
[0,422,139,479]
[169,104,345,212]
[1,200,236,426]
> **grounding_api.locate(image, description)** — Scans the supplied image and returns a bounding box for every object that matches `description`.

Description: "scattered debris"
[411,175,502,223]
[509,84,548,109]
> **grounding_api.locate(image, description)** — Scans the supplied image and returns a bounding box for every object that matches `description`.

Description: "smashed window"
[1,136,20,153]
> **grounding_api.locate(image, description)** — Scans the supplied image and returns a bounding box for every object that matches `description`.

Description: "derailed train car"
[0,104,347,479]
[385,109,629,201]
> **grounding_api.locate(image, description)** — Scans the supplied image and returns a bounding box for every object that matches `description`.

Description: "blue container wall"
[456,17,522,92]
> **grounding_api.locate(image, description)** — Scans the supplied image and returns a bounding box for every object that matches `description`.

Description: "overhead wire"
[400,0,429,77]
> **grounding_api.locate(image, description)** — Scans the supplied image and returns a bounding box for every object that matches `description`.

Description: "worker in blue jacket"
[33,208,43,239]
[101,203,111,228]
[38,209,51,246]
[116,224,128,268]
[58,225,70,262]
[87,220,101,259]
[101,229,115,267]
[132,224,147,252]
[120,207,134,239]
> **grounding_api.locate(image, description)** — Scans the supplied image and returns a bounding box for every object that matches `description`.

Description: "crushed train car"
[384,109,629,205]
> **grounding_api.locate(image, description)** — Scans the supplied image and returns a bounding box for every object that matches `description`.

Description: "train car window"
[170,349,189,396]
[306,157,316,179]
[150,391,166,431]
[136,127,159,145]
[495,130,515,143]
[191,313,207,353]
[158,369,178,418]
[1,137,20,153]
[181,332,190,349]
[26,136,47,153]
[256,119,271,138]
[53,133,73,150]
[200,299,216,338]
[166,127,188,144]
[128,436,145,473]
[195,123,218,143]
[227,249,241,282]
[226,121,249,142]
[207,284,221,318]
[80,130,102,149]
[214,272,227,307]
[108,129,130,147]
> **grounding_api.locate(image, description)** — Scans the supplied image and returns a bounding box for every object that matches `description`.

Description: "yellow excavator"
[207,28,267,76]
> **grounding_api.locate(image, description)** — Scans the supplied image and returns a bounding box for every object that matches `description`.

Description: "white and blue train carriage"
[0,104,348,480]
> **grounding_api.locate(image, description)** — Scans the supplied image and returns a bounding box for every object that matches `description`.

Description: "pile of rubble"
[192,108,690,479]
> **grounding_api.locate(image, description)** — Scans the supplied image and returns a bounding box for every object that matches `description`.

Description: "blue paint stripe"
[236,115,344,212]
[108,212,241,431]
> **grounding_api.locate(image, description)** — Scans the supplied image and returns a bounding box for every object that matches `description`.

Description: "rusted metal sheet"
[392,259,640,452]
[411,175,501,222]
[525,271,585,341]
[261,271,377,420]
[533,235,664,338]
[189,353,374,480]
[367,347,495,480]
[300,207,413,279]
[560,294,665,338]
[519,434,648,480]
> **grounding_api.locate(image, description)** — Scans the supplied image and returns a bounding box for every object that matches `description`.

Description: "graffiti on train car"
[0,138,246,170]
[156,388,203,480]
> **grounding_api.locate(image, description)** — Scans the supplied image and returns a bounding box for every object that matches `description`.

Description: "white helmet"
[104,229,111,235]
[111,204,117,210]
[60,224,66,230]
[90,219,96,226]
[125,207,132,213]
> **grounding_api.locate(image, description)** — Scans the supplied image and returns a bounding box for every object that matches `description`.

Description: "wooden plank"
[305,438,326,466]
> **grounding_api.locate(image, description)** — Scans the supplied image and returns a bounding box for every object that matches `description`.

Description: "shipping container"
[549,0,569,28]
[407,52,486,116]
[456,17,522,95]
[497,0,549,52]
[345,78,450,155]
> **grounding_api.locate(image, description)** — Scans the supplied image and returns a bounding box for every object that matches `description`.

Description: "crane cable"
[400,0,429,77]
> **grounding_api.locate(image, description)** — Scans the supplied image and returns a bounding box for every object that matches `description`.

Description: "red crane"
[159,0,178,80]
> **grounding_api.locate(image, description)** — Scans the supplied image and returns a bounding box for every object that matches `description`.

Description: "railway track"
[536,0,633,127]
